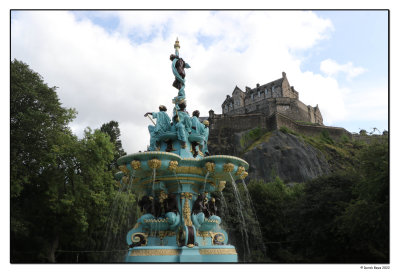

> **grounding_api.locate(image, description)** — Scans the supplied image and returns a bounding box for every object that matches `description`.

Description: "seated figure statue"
[172,102,192,147]
[144,105,171,151]
[191,110,205,134]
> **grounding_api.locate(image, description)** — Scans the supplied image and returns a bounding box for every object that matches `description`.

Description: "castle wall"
[209,113,267,132]
[274,113,350,140]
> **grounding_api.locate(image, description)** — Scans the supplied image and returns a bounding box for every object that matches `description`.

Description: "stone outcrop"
[208,129,331,183]
[242,131,330,183]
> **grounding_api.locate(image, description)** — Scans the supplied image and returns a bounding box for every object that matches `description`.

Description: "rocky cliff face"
[208,129,331,183]
[242,131,331,183]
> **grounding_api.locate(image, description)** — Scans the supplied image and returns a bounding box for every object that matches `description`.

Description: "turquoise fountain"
[116,39,249,262]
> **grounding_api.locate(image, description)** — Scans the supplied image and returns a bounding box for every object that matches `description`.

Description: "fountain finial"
[174,37,180,56]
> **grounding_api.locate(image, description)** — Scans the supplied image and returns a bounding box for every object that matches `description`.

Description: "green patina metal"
[118,39,248,262]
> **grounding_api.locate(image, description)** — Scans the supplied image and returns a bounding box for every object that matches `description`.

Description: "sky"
[10,10,389,153]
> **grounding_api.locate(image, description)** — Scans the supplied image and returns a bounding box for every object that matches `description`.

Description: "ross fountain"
[116,38,249,262]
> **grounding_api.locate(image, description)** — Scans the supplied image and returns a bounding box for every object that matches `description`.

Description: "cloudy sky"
[11,10,388,153]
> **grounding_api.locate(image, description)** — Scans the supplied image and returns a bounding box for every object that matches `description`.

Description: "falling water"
[229,172,251,262]
[152,168,156,196]
[151,167,160,240]
[219,191,229,217]
[102,170,136,261]
[203,171,209,193]
[151,168,156,218]
[241,179,267,256]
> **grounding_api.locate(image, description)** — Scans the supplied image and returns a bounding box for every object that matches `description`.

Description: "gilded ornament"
[122,176,128,185]
[199,248,237,255]
[205,162,215,173]
[223,163,235,172]
[143,218,168,223]
[180,192,193,226]
[129,249,179,256]
[119,165,129,175]
[174,37,180,50]
[168,161,179,171]
[159,190,168,203]
[148,158,162,169]
[235,166,246,177]
[240,171,248,179]
[218,181,226,192]
[131,160,141,170]
[196,231,212,238]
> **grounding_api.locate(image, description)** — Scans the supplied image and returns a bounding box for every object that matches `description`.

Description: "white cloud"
[320,58,367,80]
[11,10,383,153]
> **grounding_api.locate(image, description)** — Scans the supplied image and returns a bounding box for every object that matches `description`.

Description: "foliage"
[359,129,367,135]
[10,60,137,263]
[220,133,388,263]
[239,127,267,149]
[100,120,127,171]
[319,129,334,144]
[279,126,289,134]
[340,133,350,143]
[10,59,76,198]
[288,173,358,262]
[334,137,389,262]
[243,132,273,153]
[279,126,299,136]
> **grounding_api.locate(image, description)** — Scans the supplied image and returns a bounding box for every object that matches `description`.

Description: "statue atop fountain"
[116,38,249,262]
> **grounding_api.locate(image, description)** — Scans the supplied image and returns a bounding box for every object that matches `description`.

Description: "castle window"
[258,91,260,97]
[251,94,254,100]
[272,85,276,97]
[265,88,268,96]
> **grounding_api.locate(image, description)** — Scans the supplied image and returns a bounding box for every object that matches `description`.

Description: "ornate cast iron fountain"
[116,39,249,262]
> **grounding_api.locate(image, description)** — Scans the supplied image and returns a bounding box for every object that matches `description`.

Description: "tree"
[247,178,304,262]
[288,173,357,262]
[11,59,76,261]
[11,59,76,198]
[335,137,389,263]
[100,120,126,170]
[11,60,137,262]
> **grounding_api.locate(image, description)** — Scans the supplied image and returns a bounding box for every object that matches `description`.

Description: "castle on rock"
[207,72,350,155]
